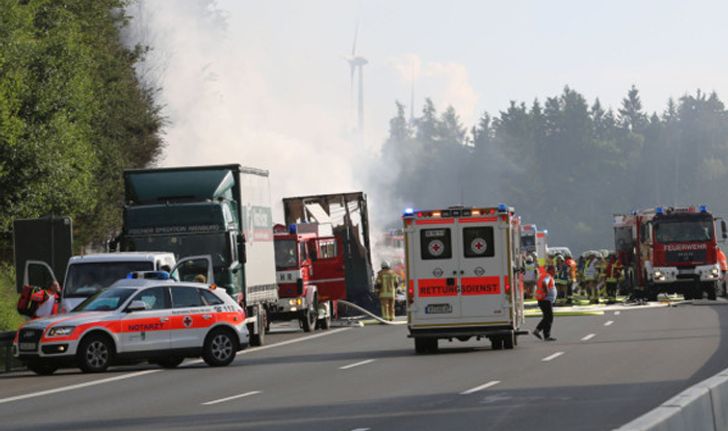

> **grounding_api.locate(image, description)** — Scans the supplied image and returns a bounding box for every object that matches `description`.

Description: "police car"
[403,205,526,354]
[13,277,248,375]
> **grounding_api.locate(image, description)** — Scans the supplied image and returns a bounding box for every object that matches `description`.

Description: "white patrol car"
[403,204,526,354]
[13,277,248,375]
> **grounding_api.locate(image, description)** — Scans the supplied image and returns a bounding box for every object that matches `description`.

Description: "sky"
[127,0,728,222]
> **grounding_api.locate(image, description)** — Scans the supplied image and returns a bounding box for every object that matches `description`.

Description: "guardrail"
[0,330,21,373]
[616,366,728,430]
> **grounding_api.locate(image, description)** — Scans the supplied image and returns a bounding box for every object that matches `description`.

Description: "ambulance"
[403,204,525,354]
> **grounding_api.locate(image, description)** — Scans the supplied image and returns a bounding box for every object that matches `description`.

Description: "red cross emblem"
[428,240,445,257]
[471,238,487,255]
[183,316,193,328]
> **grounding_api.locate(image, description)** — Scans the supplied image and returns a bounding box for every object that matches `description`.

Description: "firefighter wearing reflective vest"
[565,254,578,304]
[554,255,569,306]
[375,261,399,321]
[595,255,608,303]
[523,255,539,299]
[605,255,623,304]
[583,255,598,303]
[533,266,557,341]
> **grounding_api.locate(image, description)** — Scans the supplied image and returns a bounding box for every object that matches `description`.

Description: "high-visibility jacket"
[536,272,556,302]
[584,259,598,281]
[523,262,538,282]
[375,269,399,299]
[606,261,623,283]
[566,258,577,282]
[718,249,728,272]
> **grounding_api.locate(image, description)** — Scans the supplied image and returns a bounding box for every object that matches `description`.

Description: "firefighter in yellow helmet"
[375,261,399,321]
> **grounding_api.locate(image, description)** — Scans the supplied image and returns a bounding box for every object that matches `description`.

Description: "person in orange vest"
[533,265,557,341]
[717,247,727,297]
[565,254,578,304]
[32,281,61,318]
[605,254,623,304]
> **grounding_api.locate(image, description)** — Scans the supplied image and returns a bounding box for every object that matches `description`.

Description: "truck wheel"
[301,308,317,332]
[203,329,238,367]
[78,334,114,373]
[26,359,58,375]
[705,282,717,301]
[503,332,515,350]
[317,302,331,330]
[491,337,504,350]
[249,308,267,347]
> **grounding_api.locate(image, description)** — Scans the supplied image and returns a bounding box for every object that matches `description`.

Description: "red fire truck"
[614,206,727,301]
[271,223,345,331]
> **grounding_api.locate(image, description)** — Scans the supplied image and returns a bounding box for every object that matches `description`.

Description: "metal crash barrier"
[0,331,22,373]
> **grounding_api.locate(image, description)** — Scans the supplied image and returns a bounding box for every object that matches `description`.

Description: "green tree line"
[0,0,162,258]
[377,86,728,253]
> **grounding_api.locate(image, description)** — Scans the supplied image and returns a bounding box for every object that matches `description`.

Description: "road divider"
[339,359,376,370]
[542,352,564,362]
[460,380,500,395]
[202,390,261,406]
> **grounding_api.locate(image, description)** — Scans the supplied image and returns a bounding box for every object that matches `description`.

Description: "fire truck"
[403,204,525,354]
[614,206,727,301]
[271,223,344,331]
[520,224,548,266]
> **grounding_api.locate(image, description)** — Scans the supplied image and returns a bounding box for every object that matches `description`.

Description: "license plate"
[19,342,37,351]
[425,304,453,314]
[679,268,694,274]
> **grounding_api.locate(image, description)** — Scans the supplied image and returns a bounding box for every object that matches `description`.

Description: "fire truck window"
[420,229,452,260]
[463,227,495,258]
[317,240,337,259]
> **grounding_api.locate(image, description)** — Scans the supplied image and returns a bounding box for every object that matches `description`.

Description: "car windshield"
[521,236,535,248]
[64,262,154,298]
[274,239,298,269]
[654,220,714,243]
[73,287,136,312]
[123,234,230,267]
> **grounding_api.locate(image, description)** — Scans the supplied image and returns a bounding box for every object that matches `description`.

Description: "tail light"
[407,280,414,304]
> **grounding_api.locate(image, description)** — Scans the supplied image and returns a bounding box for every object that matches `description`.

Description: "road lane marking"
[351,428,371,431]
[581,333,596,341]
[614,311,621,315]
[202,390,261,406]
[604,320,614,326]
[2,328,352,405]
[0,369,160,405]
[460,380,501,395]
[542,352,564,362]
[339,359,376,370]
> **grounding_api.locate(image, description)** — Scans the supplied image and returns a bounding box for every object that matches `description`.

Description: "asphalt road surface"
[1,304,728,431]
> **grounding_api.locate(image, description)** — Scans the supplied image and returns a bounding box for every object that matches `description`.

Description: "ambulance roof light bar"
[699,204,708,213]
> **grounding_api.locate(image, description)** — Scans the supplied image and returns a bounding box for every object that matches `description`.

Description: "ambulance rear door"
[457,217,509,321]
[409,219,461,322]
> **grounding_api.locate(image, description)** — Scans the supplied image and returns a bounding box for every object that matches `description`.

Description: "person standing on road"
[717,247,727,296]
[375,261,399,321]
[533,266,557,341]
[32,281,61,319]
[523,255,539,298]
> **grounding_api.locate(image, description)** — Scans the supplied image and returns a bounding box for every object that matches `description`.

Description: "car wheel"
[491,337,504,350]
[203,329,238,367]
[301,308,317,333]
[78,334,114,373]
[26,360,58,375]
[155,356,185,369]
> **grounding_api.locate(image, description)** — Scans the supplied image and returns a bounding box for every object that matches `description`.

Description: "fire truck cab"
[403,204,525,354]
[614,205,728,301]
[271,223,343,331]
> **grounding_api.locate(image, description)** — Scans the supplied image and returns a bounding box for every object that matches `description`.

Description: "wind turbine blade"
[351,20,359,56]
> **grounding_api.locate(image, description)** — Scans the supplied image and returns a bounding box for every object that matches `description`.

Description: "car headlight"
[47,326,75,337]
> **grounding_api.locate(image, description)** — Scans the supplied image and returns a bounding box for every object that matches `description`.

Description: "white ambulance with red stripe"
[13,276,248,375]
[403,204,525,354]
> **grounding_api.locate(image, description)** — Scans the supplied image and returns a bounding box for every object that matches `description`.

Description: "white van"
[403,205,525,354]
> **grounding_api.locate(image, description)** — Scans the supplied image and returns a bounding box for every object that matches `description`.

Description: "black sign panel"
[13,216,72,293]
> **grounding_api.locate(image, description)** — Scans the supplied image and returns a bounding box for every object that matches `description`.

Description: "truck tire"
[301,308,317,332]
[491,337,504,350]
[26,359,58,375]
[317,302,331,330]
[705,282,717,301]
[77,334,114,373]
[249,307,267,347]
[503,332,515,350]
[414,338,437,354]
[203,328,238,367]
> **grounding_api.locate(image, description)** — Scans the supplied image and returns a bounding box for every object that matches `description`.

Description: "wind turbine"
[347,22,367,134]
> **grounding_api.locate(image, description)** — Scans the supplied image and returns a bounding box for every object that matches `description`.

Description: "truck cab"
[404,204,525,354]
[271,223,343,331]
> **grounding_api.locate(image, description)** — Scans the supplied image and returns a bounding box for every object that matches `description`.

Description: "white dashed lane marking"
[460,380,501,395]
[542,352,565,362]
[339,359,376,370]
[604,320,614,327]
[581,333,596,341]
[202,391,262,406]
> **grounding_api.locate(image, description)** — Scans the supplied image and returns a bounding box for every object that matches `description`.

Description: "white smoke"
[122,0,366,220]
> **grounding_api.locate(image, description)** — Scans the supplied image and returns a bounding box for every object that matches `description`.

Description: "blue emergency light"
[656,207,664,215]
[288,224,297,234]
[403,208,414,216]
[699,205,708,213]
[497,203,507,212]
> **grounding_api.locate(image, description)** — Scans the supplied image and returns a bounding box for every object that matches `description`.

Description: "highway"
[1,303,727,431]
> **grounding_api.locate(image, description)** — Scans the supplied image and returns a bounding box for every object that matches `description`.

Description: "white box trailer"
[403,205,525,354]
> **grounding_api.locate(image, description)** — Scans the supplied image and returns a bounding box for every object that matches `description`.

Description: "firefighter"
[533,265,557,341]
[375,261,399,321]
[595,255,608,303]
[523,255,539,299]
[565,253,578,304]
[553,255,569,306]
[583,255,599,304]
[718,247,727,297]
[605,254,623,304]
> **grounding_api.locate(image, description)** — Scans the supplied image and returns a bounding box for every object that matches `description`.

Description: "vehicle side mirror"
[721,220,727,240]
[127,300,148,312]
[238,233,247,264]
